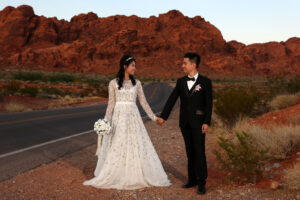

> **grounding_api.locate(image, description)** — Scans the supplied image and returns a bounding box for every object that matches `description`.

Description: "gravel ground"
[0,104,299,200]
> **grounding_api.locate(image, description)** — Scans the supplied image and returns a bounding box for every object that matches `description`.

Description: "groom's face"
[182,58,196,74]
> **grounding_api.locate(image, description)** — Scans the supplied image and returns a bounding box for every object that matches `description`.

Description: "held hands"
[156,117,165,126]
[156,117,208,132]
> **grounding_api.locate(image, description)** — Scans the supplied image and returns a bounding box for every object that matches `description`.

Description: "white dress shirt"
[187,72,199,90]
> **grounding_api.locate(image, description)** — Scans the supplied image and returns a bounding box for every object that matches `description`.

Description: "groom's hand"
[202,124,209,134]
[156,118,165,126]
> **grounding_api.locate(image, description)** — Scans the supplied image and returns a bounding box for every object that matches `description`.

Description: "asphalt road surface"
[0,82,174,182]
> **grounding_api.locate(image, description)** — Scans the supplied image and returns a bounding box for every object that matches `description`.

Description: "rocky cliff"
[0,5,299,77]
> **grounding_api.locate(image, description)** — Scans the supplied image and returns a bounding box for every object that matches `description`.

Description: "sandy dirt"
[0,103,299,199]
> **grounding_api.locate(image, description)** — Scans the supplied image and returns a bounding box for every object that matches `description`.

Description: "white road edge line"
[0,112,162,159]
[0,130,94,159]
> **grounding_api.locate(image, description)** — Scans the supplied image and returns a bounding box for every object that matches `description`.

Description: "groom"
[157,52,213,195]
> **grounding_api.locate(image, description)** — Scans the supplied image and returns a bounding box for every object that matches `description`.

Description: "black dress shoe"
[197,185,206,194]
[181,180,197,188]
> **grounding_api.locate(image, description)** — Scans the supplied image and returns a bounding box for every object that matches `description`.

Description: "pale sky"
[1,0,299,45]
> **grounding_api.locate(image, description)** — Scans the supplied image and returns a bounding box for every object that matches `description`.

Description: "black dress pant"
[180,121,207,186]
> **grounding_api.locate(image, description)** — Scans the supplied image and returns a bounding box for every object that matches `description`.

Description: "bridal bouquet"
[94,119,111,155]
[94,119,111,135]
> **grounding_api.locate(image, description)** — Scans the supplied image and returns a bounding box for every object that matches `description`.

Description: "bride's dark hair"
[116,55,136,90]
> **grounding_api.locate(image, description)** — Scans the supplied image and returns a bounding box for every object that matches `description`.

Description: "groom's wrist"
[160,116,167,121]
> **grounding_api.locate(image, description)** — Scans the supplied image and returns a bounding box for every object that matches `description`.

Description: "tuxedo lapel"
[183,76,190,96]
[188,75,201,96]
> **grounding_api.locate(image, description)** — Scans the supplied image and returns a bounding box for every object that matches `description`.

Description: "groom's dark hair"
[184,52,201,68]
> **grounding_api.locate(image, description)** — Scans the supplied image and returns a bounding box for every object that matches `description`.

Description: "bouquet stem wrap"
[95,134,103,156]
[94,118,111,156]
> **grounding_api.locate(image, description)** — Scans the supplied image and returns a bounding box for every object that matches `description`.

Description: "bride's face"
[124,61,136,75]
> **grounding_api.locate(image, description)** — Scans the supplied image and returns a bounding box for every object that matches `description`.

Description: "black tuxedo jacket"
[160,74,213,129]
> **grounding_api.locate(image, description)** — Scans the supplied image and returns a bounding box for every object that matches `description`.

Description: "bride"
[83,55,171,190]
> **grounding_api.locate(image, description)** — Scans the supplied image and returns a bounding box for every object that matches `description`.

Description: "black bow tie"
[186,76,195,81]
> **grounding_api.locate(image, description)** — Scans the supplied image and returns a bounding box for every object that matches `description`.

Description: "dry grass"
[269,94,300,110]
[4,101,32,112]
[291,114,300,125]
[47,96,99,109]
[233,118,300,159]
[282,162,300,191]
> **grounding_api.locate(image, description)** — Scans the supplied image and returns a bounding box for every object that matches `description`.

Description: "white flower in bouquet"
[94,119,111,136]
[94,119,111,156]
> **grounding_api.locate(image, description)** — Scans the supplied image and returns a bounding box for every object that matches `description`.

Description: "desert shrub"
[41,86,65,96]
[80,87,94,97]
[282,162,300,191]
[64,89,72,96]
[12,71,44,81]
[97,85,108,98]
[47,96,87,109]
[19,86,39,97]
[291,114,300,125]
[12,71,76,83]
[71,91,82,98]
[213,131,269,182]
[43,73,75,83]
[233,119,300,159]
[2,81,21,95]
[265,75,300,97]
[0,89,3,102]
[269,94,300,110]
[5,101,27,112]
[286,75,300,93]
[85,78,101,88]
[214,87,263,127]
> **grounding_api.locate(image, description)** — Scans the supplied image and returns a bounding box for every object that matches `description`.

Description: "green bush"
[44,73,75,83]
[2,81,21,95]
[12,71,44,81]
[214,87,264,128]
[0,89,3,102]
[72,92,82,98]
[0,73,4,79]
[85,78,101,88]
[265,75,300,97]
[213,131,269,182]
[19,86,39,97]
[80,87,94,97]
[64,89,72,96]
[97,86,108,98]
[287,76,300,93]
[12,71,76,83]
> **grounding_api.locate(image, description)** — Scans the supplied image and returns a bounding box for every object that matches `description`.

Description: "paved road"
[0,82,174,182]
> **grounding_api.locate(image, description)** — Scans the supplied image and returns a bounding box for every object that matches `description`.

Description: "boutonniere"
[195,84,202,92]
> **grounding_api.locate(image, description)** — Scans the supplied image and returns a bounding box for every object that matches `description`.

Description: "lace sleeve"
[104,79,116,123]
[137,80,157,122]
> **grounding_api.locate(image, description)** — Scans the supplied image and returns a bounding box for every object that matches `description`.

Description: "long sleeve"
[137,80,157,122]
[204,79,213,126]
[160,79,180,121]
[104,79,116,123]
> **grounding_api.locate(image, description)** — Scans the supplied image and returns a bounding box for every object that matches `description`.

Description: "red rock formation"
[0,5,299,77]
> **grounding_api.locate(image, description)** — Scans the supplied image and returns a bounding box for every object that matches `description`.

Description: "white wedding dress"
[83,78,171,190]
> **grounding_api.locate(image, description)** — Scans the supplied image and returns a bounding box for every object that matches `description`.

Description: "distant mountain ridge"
[0,5,299,77]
